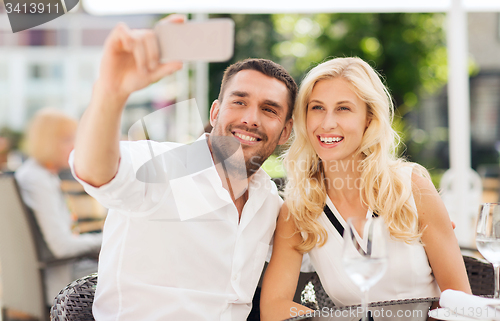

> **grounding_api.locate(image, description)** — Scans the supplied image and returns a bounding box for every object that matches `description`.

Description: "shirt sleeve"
[68,141,174,215]
[15,164,102,258]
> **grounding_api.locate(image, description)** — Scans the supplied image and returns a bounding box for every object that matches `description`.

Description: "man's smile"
[232,129,262,145]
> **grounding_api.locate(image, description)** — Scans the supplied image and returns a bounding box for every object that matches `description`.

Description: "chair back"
[50,274,97,321]
[0,173,46,320]
[464,255,494,296]
[23,203,59,264]
[300,273,334,310]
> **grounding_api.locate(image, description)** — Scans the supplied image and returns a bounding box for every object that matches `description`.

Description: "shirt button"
[232,274,239,281]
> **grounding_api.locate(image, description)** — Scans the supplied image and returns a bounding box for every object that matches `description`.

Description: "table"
[284,297,441,320]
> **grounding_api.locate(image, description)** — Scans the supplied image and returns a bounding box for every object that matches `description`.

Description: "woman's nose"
[321,112,337,130]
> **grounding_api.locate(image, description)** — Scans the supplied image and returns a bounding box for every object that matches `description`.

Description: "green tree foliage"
[272,13,448,111]
[208,13,447,119]
[208,14,287,106]
[207,13,449,167]
[271,13,452,168]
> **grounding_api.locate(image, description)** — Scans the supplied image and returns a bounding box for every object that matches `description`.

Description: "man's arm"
[74,15,184,187]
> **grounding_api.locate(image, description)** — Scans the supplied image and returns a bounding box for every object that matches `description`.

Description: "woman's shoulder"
[391,160,430,181]
[388,161,434,204]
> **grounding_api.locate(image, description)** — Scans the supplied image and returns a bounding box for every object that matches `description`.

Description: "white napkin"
[428,289,500,320]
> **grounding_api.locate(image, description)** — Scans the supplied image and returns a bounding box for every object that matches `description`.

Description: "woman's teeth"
[319,136,343,144]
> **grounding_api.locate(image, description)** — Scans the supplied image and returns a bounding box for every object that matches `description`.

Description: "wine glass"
[476,203,500,298]
[342,216,388,321]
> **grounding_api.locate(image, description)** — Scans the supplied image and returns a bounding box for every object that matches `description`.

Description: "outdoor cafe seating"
[0,173,103,321]
[0,171,497,321]
[48,255,494,321]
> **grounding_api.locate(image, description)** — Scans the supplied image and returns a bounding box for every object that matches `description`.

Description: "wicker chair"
[50,274,97,321]
[300,255,495,309]
[48,257,494,320]
[300,272,334,310]
[463,255,494,296]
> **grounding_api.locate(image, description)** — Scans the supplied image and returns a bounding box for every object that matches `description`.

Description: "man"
[71,14,296,320]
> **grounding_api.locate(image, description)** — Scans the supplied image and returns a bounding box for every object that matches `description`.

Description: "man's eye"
[233,101,244,105]
[264,107,277,114]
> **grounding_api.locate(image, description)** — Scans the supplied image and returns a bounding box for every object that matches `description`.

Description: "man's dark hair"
[218,58,297,121]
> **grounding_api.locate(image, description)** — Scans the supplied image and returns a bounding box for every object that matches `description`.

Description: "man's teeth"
[320,136,343,144]
[235,133,257,142]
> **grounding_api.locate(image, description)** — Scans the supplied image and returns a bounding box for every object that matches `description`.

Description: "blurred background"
[0,3,499,179]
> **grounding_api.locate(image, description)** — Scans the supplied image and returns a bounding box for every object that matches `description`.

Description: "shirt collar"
[171,134,273,222]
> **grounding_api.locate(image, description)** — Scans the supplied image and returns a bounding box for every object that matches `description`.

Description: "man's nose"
[241,105,260,127]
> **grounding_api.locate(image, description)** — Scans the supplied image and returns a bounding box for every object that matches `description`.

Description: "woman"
[260,57,471,320]
[15,108,102,305]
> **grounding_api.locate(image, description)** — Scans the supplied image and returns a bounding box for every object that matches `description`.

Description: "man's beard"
[210,124,273,180]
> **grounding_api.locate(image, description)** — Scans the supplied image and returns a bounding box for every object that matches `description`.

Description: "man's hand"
[74,14,185,187]
[96,14,185,101]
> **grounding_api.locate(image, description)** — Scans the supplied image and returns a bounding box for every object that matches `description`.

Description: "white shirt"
[69,135,282,321]
[15,158,102,303]
[307,166,440,309]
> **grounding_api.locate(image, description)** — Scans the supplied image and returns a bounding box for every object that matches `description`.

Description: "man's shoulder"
[120,140,184,153]
[120,139,211,157]
[120,139,212,177]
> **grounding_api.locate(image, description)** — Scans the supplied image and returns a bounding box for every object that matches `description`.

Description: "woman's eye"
[311,105,323,110]
[338,106,350,111]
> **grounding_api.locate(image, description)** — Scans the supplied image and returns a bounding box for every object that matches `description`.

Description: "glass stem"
[494,264,500,299]
[360,288,369,321]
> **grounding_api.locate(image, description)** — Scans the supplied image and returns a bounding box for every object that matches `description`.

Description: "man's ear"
[209,100,220,127]
[278,118,293,145]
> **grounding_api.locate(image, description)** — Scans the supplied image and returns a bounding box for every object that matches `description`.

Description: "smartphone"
[154,18,235,62]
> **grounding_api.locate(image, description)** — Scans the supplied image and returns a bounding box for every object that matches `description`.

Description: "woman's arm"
[413,172,472,294]
[260,203,315,321]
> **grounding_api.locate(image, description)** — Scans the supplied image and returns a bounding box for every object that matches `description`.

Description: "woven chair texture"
[300,273,334,310]
[463,255,494,296]
[289,297,438,321]
[49,256,493,320]
[50,274,97,321]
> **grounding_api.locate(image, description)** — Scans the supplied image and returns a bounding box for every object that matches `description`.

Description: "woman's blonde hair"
[283,57,429,253]
[26,108,78,167]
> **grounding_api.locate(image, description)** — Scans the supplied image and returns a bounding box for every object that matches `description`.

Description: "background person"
[15,107,102,305]
[260,57,471,320]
